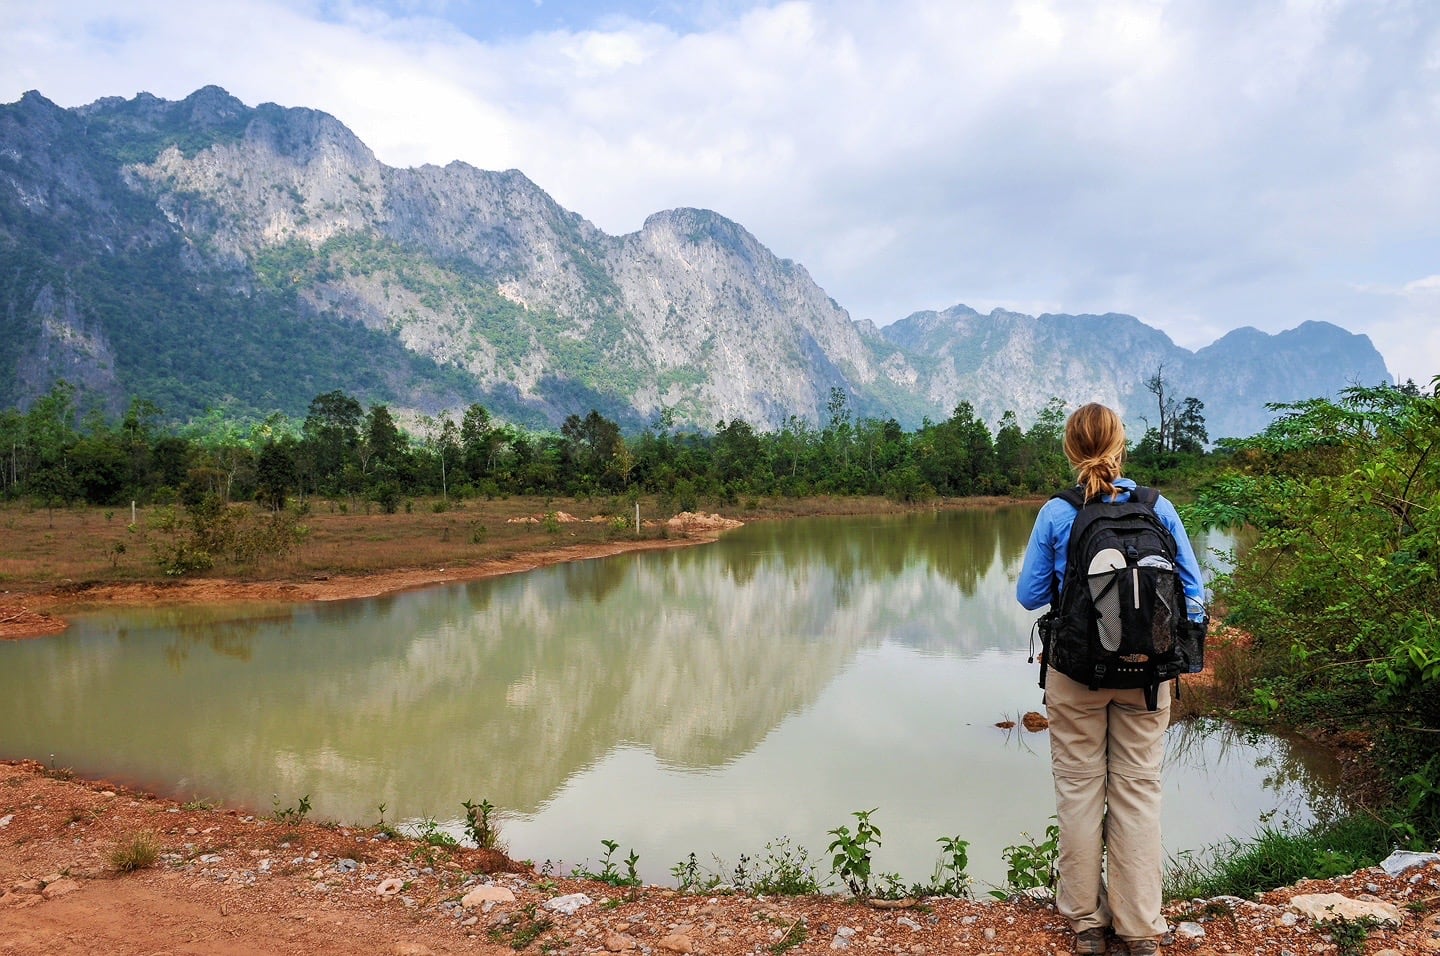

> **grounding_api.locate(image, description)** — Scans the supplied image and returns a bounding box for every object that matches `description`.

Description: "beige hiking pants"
[1045,670,1170,942]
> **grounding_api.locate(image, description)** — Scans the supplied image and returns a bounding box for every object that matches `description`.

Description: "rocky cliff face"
[0,86,1393,436]
[604,208,897,425]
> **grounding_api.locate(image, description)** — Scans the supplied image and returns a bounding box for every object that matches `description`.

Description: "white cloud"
[1351,276,1440,386]
[2,0,1438,381]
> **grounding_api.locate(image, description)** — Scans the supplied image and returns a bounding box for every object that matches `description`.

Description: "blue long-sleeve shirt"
[1016,478,1206,620]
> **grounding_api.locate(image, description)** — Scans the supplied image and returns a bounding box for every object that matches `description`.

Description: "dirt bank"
[0,533,716,642]
[4,759,1438,955]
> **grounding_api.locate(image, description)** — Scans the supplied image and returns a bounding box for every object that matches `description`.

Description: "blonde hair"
[1063,403,1126,502]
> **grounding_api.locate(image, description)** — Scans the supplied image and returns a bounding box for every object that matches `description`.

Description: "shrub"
[109,831,160,872]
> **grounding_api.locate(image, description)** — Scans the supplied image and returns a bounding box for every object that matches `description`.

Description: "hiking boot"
[1074,927,1109,954]
[1125,939,1159,955]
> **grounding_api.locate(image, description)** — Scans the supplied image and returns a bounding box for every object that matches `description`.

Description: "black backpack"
[1035,485,1201,711]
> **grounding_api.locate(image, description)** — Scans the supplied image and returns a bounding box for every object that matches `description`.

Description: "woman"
[1015,403,1206,956]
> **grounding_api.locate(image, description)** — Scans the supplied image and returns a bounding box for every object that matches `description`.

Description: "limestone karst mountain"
[0,86,1392,437]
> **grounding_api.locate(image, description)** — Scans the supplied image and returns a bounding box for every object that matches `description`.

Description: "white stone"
[1380,850,1440,877]
[461,884,515,908]
[1175,921,1205,939]
[1289,893,1404,927]
[542,893,593,915]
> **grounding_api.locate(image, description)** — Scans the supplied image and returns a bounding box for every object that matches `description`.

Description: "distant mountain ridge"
[877,305,1390,440]
[0,86,1392,439]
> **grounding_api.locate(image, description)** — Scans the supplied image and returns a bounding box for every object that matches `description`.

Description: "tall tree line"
[0,383,1209,511]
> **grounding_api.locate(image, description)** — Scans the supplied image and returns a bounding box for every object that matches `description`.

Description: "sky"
[2,0,1438,384]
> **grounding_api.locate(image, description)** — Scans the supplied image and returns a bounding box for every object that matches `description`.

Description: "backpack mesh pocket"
[1137,557,1176,655]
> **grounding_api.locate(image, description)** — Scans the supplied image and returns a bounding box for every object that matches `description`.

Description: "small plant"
[181,798,216,811]
[489,902,554,950]
[770,917,808,954]
[925,835,972,897]
[731,852,751,890]
[1321,914,1379,956]
[873,870,910,899]
[827,808,883,897]
[470,522,489,543]
[462,798,502,850]
[1250,682,1280,716]
[574,839,642,887]
[270,793,312,824]
[990,820,1060,899]
[671,851,723,893]
[109,830,160,872]
[372,802,401,839]
[747,837,825,895]
[412,815,459,847]
[541,511,561,534]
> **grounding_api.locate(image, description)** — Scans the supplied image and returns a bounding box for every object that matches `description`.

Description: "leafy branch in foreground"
[1189,381,1440,841]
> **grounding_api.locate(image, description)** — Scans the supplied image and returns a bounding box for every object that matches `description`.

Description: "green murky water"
[0,506,1342,889]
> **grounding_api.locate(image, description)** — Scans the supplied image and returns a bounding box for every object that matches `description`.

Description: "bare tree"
[1145,365,1178,455]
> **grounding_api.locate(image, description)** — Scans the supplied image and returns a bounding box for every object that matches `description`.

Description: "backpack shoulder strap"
[1051,486,1086,510]
[1128,485,1159,507]
[1047,486,1092,607]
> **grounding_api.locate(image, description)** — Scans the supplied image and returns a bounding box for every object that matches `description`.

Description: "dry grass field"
[0,494,1008,637]
[0,495,656,592]
[0,494,1004,592]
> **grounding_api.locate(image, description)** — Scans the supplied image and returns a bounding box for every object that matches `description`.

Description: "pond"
[0,505,1345,890]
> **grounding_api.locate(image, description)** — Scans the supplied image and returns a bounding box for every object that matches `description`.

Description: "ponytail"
[1063,403,1126,502]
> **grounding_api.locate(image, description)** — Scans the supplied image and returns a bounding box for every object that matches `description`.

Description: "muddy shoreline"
[0,533,717,641]
[0,496,1025,641]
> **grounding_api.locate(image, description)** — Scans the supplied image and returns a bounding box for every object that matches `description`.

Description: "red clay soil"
[4,759,1439,955]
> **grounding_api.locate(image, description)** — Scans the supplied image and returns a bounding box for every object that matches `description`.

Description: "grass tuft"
[109,830,161,872]
[1164,815,1395,902]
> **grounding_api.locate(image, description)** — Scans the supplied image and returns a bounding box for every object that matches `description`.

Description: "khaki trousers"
[1045,669,1170,941]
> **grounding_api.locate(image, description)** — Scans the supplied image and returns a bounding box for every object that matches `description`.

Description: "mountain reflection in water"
[0,507,1336,888]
